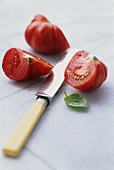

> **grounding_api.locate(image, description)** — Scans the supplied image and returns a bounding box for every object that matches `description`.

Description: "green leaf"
[23,54,34,63]
[28,57,34,63]
[64,92,88,108]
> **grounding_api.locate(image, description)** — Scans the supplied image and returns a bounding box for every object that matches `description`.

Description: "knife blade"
[2,48,80,157]
[36,48,81,105]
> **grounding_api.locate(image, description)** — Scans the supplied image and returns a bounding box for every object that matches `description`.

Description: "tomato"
[25,14,70,54]
[64,50,108,91]
[2,48,53,81]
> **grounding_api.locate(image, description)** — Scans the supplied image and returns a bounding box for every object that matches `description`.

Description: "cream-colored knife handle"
[2,98,47,157]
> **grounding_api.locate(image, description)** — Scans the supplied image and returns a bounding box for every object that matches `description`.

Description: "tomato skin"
[64,51,108,91]
[2,48,53,81]
[28,52,53,79]
[25,14,70,54]
[83,57,107,91]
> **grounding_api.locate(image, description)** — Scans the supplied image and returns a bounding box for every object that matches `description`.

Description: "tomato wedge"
[64,50,108,91]
[2,48,53,81]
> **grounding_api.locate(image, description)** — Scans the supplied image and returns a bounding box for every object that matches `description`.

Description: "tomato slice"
[2,48,53,81]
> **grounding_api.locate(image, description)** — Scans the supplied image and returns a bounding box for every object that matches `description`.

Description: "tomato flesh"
[2,48,53,81]
[65,59,97,90]
[2,48,30,81]
[64,50,108,91]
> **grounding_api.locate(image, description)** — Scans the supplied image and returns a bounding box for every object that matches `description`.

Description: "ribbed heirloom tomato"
[64,50,108,91]
[2,48,53,81]
[25,14,70,54]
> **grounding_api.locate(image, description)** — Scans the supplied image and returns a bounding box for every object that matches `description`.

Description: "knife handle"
[2,98,47,157]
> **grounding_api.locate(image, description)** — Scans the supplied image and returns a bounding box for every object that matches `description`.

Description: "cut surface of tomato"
[2,48,53,81]
[64,50,108,91]
[65,59,97,90]
[2,48,30,81]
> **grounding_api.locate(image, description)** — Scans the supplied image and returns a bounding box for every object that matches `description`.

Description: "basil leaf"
[64,92,88,108]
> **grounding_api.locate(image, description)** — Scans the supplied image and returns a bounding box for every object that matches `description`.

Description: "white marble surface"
[0,0,114,169]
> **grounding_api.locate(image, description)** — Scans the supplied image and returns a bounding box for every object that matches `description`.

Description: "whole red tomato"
[64,50,108,91]
[25,14,70,54]
[2,48,53,81]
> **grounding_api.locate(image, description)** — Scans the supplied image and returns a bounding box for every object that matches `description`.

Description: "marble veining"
[0,0,114,170]
[25,146,56,170]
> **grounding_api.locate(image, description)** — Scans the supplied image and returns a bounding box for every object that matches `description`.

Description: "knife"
[2,48,80,157]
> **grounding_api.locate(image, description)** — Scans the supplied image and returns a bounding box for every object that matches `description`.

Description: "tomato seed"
[84,72,88,77]
[14,50,18,54]
[80,75,84,80]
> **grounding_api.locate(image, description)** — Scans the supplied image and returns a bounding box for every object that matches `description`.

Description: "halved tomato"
[2,48,53,81]
[64,50,108,91]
